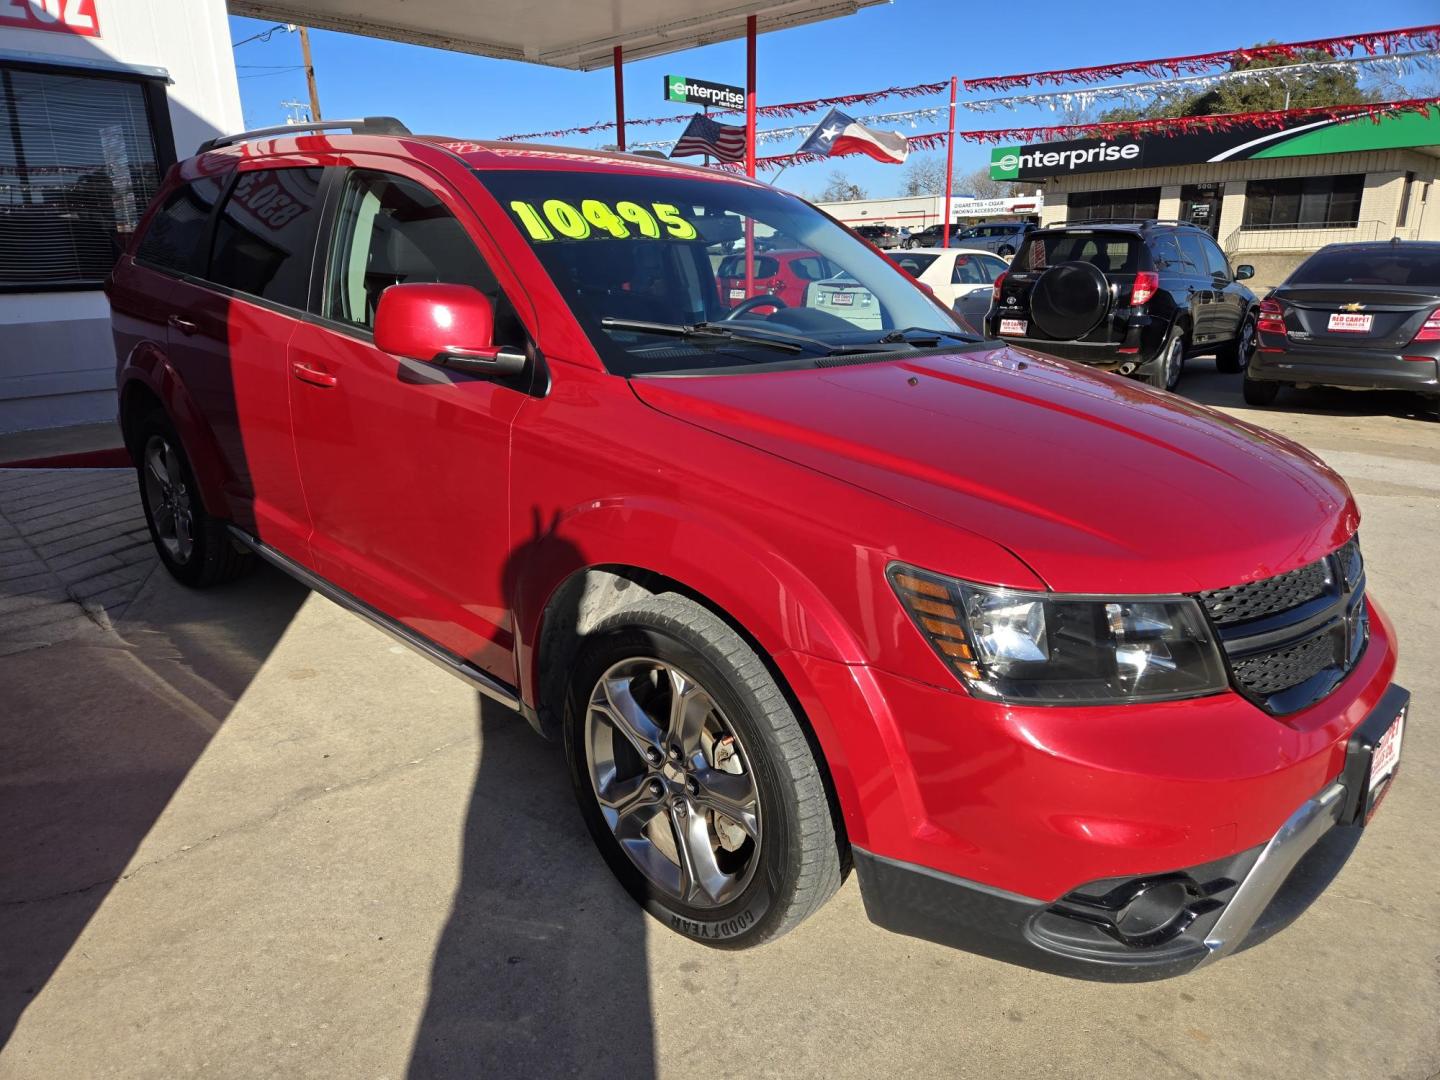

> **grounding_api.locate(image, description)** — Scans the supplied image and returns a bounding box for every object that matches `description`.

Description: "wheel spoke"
[163,443,182,487]
[691,766,759,839]
[664,668,711,755]
[606,777,666,837]
[145,451,168,490]
[174,508,193,554]
[593,675,664,757]
[152,503,174,535]
[672,799,730,903]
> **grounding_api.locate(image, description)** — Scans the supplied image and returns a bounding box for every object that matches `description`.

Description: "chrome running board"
[228,526,523,713]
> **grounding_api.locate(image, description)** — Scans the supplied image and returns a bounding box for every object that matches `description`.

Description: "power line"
[232,22,293,48]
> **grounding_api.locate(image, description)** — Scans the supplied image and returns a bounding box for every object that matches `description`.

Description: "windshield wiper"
[876,326,979,346]
[600,317,811,354]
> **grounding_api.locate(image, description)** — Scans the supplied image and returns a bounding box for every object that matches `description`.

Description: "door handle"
[291,361,338,388]
[167,315,198,335]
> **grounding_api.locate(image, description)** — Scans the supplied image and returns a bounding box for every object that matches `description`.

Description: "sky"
[227,0,1440,200]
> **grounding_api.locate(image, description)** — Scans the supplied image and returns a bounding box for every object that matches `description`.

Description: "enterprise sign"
[991,142,1139,178]
[665,74,746,110]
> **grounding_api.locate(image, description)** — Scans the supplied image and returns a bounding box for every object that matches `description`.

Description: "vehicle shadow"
[407,510,656,1080]
[1182,357,1433,421]
[0,557,307,1049]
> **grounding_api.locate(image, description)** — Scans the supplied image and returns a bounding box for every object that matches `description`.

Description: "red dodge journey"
[107,120,1407,980]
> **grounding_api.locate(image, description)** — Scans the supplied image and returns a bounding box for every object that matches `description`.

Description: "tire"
[134,408,253,588]
[1215,311,1256,374]
[1147,325,1185,391]
[1242,371,1281,407]
[564,592,842,949]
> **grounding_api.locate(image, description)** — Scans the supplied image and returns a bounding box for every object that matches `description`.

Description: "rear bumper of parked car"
[986,311,1168,369]
[801,598,1402,980]
[1249,344,1440,393]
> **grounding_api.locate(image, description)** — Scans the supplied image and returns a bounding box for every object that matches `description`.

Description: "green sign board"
[990,108,1440,180]
[664,74,746,110]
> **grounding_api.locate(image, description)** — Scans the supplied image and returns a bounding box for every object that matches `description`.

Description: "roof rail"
[197,116,411,154]
[1057,217,1194,228]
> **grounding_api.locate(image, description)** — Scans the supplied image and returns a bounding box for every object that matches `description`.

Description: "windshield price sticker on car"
[508,199,698,242]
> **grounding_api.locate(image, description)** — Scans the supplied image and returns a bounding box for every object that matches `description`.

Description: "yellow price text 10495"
[509,199,698,242]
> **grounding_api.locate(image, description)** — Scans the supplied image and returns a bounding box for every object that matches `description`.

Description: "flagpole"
[613,46,626,152]
[943,75,956,249]
[744,14,757,303]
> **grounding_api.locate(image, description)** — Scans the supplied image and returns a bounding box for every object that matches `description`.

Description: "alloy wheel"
[585,657,761,909]
[141,434,195,564]
[1238,315,1256,370]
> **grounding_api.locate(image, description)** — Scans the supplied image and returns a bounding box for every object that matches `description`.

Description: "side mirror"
[374,283,526,378]
[1235,264,1255,281]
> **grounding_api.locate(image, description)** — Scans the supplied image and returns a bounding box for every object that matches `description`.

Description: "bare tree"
[816,170,868,202]
[899,155,948,196]
[959,166,1024,199]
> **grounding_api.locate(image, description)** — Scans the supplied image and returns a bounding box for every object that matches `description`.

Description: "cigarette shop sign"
[0,0,100,36]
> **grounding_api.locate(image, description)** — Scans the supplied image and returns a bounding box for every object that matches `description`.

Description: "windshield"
[474,169,963,375]
[1289,247,1440,288]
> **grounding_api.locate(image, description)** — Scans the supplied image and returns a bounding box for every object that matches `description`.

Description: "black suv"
[985,221,1258,389]
[854,223,901,250]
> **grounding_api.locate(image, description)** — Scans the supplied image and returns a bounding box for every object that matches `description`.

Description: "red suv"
[715,247,834,311]
[108,122,1407,980]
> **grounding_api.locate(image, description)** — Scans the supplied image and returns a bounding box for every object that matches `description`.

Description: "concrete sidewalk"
[1,363,1437,1079]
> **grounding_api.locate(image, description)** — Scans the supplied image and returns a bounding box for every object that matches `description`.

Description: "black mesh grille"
[1203,536,1366,713]
[1200,559,1332,626]
[1232,633,1338,697]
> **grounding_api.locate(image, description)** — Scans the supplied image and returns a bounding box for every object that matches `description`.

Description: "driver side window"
[325,169,523,346]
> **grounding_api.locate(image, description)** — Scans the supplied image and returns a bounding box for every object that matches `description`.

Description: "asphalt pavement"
[1,359,1436,1079]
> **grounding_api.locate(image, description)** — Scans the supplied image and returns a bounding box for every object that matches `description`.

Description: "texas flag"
[798,107,910,165]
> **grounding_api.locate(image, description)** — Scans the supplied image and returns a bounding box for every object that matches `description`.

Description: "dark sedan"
[1246,241,1440,419]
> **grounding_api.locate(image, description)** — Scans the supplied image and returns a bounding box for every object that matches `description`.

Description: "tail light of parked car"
[1256,298,1286,336]
[992,270,1007,303]
[1409,309,1440,344]
[1129,271,1159,308]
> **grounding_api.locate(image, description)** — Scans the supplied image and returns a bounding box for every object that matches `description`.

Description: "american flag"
[668,114,747,164]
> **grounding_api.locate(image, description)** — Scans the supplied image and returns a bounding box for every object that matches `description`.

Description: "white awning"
[227,0,885,71]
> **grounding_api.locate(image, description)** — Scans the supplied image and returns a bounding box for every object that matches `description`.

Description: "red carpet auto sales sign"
[0,0,100,36]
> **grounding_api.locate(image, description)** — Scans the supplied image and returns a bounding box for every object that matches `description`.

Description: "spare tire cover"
[1030,261,1111,340]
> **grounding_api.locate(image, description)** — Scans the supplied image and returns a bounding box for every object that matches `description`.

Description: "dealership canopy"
[226,0,883,70]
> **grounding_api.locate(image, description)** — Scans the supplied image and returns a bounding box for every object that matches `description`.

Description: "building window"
[1241,175,1364,230]
[0,65,163,290]
[1066,188,1161,223]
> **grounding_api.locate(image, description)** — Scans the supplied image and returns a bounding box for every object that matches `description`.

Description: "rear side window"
[1177,234,1209,278]
[718,255,778,279]
[209,168,323,309]
[1289,247,1440,287]
[1014,232,1144,274]
[135,177,225,276]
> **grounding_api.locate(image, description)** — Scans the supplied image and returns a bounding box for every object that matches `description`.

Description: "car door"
[287,161,534,682]
[173,164,323,561]
[1199,234,1246,340]
[1175,232,1216,342]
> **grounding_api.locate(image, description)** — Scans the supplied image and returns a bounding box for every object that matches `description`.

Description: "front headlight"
[888,564,1228,705]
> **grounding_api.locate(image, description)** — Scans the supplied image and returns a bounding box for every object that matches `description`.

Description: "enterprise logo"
[991,142,1140,179]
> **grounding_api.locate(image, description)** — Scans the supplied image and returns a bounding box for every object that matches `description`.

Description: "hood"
[630,346,1357,595]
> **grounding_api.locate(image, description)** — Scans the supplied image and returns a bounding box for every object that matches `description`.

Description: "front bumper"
[853,683,1409,981]
[1250,344,1440,393]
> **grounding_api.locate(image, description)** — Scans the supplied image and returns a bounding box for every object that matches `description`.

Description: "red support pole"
[613,45,626,151]
[744,15,757,300]
[942,75,957,248]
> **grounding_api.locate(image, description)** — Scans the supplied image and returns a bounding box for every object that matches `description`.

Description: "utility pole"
[299,26,322,122]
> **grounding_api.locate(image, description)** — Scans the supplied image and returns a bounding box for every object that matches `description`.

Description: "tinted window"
[209,168,323,308]
[1177,234,1208,277]
[324,170,520,344]
[1067,188,1161,223]
[135,177,225,275]
[1289,247,1440,287]
[718,255,779,279]
[1149,234,1183,271]
[1243,175,1364,228]
[789,256,831,281]
[1199,236,1231,279]
[1014,232,1143,274]
[951,253,1001,285]
[889,253,939,277]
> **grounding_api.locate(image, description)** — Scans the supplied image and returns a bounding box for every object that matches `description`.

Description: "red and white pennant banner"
[963,23,1440,92]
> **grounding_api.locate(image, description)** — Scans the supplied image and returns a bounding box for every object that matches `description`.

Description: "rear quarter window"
[134,177,226,276]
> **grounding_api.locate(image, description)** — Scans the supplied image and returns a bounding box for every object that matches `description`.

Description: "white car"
[887,247,1009,308]
[809,247,1009,330]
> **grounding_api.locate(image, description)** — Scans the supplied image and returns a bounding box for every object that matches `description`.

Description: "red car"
[715,247,835,311]
[108,121,1407,980]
